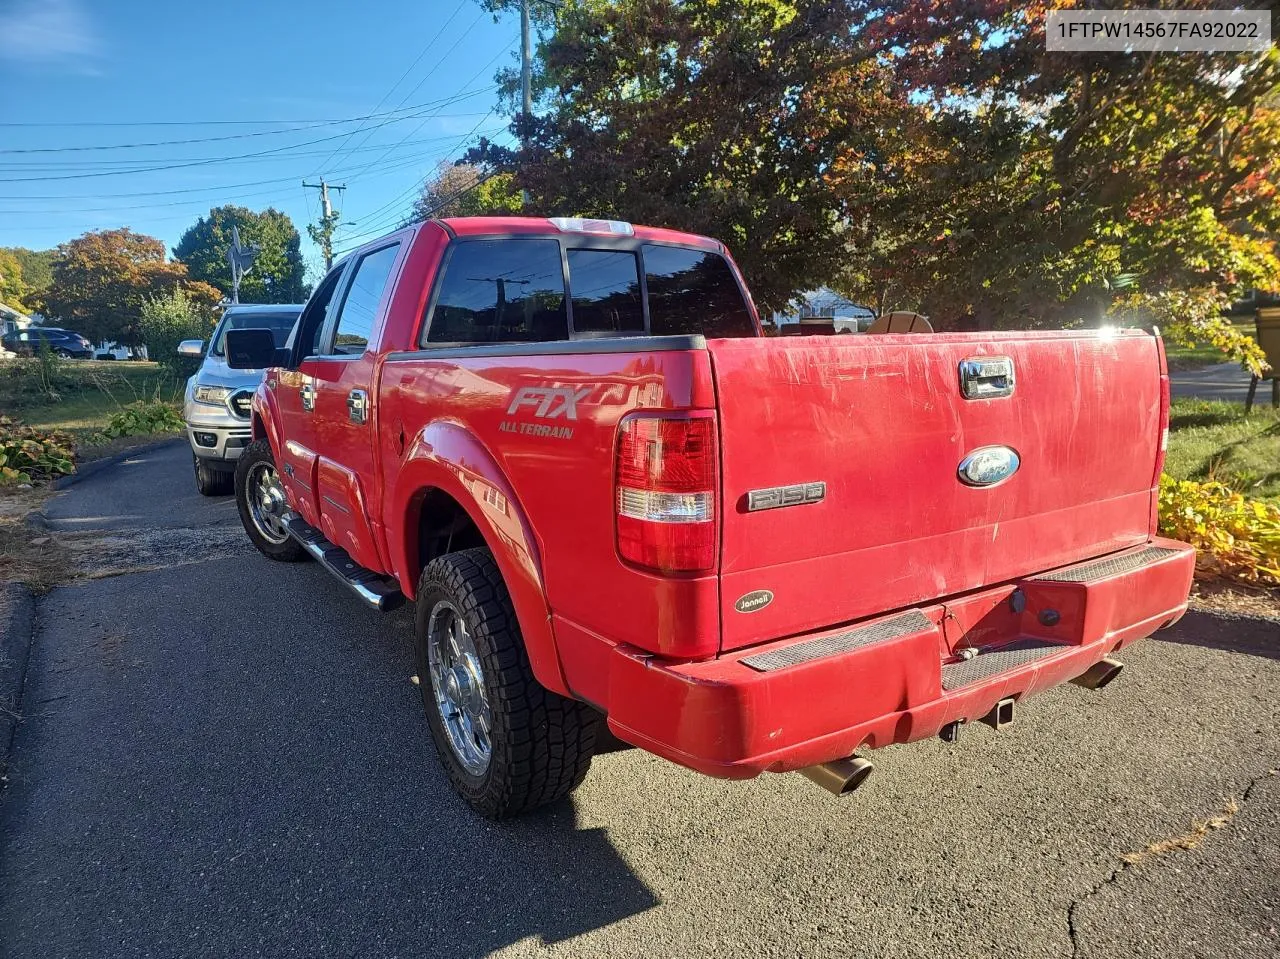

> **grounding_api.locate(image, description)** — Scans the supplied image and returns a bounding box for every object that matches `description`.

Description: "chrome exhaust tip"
[799,756,874,796]
[1071,657,1124,690]
[979,697,1016,730]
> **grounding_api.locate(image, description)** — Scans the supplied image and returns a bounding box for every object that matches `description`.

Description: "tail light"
[1152,329,1171,485]
[1150,332,1172,534]
[615,414,718,573]
[1153,372,1170,483]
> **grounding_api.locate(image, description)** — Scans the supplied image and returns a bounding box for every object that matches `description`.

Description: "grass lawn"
[5,360,184,443]
[1165,397,1280,503]
[1162,317,1258,370]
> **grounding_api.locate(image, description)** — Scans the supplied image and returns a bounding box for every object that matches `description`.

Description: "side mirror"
[224,328,284,370]
[177,339,204,357]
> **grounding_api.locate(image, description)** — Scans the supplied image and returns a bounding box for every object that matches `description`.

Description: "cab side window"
[328,244,400,355]
[424,239,567,345]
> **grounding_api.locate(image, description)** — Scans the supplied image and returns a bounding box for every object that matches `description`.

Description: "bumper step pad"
[941,639,1067,692]
[741,609,933,673]
[1032,545,1179,583]
[282,513,405,612]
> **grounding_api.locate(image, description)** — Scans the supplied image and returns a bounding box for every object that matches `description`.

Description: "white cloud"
[0,0,100,66]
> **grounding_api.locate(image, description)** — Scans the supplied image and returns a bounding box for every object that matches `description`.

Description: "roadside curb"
[1,582,36,779]
[55,436,184,491]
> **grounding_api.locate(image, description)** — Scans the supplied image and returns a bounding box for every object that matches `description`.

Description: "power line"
[335,111,502,251]
[339,39,512,187]
[313,0,473,177]
[0,92,490,128]
[0,102,491,154]
[336,43,515,234]
[0,128,504,170]
[336,169,502,258]
[0,94,497,184]
[0,136,505,215]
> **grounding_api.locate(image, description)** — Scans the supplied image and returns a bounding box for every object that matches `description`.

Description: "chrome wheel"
[245,460,289,545]
[426,600,492,776]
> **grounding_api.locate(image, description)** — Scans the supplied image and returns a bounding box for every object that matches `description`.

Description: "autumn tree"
[834,0,1280,368]
[406,160,523,223]
[173,206,308,303]
[483,0,904,312]
[3,248,54,302]
[0,248,56,313]
[0,250,30,311]
[502,0,1279,366]
[41,229,221,346]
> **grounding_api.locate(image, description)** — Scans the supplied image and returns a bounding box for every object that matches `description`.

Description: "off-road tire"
[234,438,306,562]
[193,453,233,497]
[415,548,598,819]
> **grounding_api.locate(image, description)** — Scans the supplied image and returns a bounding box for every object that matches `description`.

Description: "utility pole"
[520,0,532,205]
[520,0,533,140]
[303,178,346,270]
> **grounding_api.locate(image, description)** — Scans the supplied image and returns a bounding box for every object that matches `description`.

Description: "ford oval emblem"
[958,446,1020,487]
[734,589,774,614]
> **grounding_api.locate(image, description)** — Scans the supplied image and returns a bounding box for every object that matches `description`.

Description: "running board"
[282,513,405,612]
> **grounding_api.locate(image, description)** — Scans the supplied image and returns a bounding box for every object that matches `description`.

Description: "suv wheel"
[415,548,598,819]
[193,453,233,497]
[234,438,305,562]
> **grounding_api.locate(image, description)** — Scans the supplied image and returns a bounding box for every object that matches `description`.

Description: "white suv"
[180,303,303,496]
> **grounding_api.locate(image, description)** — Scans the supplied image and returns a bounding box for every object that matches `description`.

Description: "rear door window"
[566,249,644,335]
[643,244,755,338]
[425,239,567,344]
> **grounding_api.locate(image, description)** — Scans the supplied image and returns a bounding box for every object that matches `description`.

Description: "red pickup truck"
[225,215,1195,819]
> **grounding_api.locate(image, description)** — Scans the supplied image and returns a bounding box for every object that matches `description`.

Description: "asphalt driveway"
[1169,362,1260,403]
[2,441,1278,959]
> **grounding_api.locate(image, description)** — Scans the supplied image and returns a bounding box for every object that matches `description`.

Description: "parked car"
[0,327,94,358]
[224,215,1195,820]
[180,303,303,496]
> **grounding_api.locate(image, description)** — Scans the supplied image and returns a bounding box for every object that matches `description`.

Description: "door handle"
[958,356,1015,399]
[347,389,369,424]
[300,383,316,412]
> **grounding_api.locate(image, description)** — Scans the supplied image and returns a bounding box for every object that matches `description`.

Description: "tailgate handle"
[959,357,1015,399]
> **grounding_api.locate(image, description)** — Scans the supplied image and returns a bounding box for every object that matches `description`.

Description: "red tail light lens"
[1152,372,1170,485]
[615,415,717,573]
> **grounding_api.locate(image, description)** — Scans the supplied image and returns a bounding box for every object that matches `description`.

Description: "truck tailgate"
[709,331,1163,652]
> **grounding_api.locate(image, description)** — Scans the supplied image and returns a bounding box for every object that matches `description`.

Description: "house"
[0,301,32,337]
[771,288,875,334]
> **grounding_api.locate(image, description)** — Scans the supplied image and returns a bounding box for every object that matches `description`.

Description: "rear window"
[567,249,644,335]
[426,239,567,344]
[643,244,755,338]
[211,311,299,357]
[421,237,755,345]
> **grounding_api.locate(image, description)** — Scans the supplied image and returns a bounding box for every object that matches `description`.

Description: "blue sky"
[0,0,520,280]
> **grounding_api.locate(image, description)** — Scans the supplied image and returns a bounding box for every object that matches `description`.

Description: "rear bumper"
[599,538,1196,778]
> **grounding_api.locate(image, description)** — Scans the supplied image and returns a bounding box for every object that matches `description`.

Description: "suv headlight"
[193,384,233,406]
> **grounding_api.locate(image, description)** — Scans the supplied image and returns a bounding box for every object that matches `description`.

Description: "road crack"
[1065,767,1278,958]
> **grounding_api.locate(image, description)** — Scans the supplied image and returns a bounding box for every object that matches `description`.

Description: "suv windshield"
[211,311,298,357]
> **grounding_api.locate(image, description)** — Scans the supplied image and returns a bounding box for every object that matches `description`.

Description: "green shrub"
[0,416,76,486]
[140,288,215,379]
[95,400,185,439]
[1158,474,1280,586]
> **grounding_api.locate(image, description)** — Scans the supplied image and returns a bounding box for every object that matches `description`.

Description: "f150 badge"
[957,445,1020,487]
